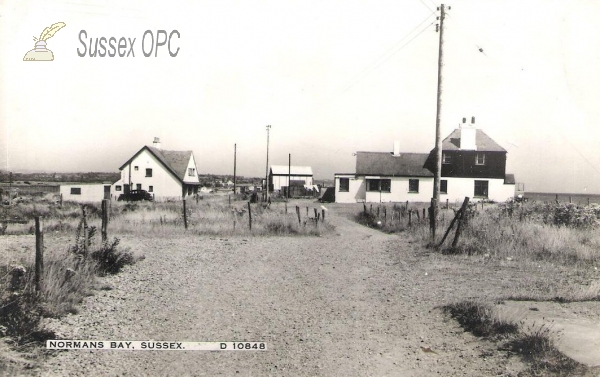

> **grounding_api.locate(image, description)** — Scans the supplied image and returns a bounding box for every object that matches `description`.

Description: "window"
[442,153,452,164]
[380,179,391,192]
[476,153,486,165]
[134,166,139,171]
[188,168,195,176]
[474,180,489,197]
[115,185,122,192]
[367,179,391,192]
[339,178,349,192]
[409,179,419,193]
[146,168,152,177]
[440,180,447,194]
[148,186,153,193]
[136,184,142,190]
[70,187,81,195]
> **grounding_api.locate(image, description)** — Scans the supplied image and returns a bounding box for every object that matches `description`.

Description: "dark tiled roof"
[442,129,507,152]
[356,152,433,177]
[119,146,194,183]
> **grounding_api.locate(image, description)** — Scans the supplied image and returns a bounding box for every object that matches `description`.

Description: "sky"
[1,0,600,193]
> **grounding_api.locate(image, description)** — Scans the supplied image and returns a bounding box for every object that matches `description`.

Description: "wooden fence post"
[446,198,449,209]
[314,208,318,220]
[363,202,367,213]
[35,216,44,293]
[588,198,591,206]
[228,195,231,205]
[60,193,63,207]
[306,206,309,216]
[451,197,471,249]
[183,199,188,229]
[370,204,373,214]
[383,207,387,221]
[101,199,109,242]
[416,209,421,221]
[406,200,409,211]
[296,205,301,225]
[82,205,88,258]
[408,210,412,226]
[377,206,380,217]
[436,206,463,248]
[322,209,325,221]
[422,208,426,220]
[248,201,252,230]
[285,202,288,214]
[569,196,572,204]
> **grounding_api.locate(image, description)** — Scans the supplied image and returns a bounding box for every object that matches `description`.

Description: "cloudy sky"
[1,0,600,193]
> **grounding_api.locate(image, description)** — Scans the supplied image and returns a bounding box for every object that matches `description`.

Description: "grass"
[354,200,600,266]
[443,300,590,377]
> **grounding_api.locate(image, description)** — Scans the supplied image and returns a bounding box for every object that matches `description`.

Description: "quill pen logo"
[23,22,66,61]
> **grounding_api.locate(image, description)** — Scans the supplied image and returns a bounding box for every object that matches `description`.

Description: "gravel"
[36,210,528,376]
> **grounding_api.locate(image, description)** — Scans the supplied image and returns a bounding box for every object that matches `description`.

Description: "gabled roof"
[356,152,433,177]
[270,165,313,176]
[119,146,195,183]
[442,129,507,152]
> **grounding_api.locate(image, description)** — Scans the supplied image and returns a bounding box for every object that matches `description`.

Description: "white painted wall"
[443,177,515,203]
[112,149,183,200]
[335,175,515,204]
[364,177,434,203]
[60,184,108,203]
[271,175,313,191]
[183,154,200,184]
[335,175,365,203]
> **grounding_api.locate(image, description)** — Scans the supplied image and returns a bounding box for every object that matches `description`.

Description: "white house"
[60,183,111,203]
[112,138,200,200]
[268,165,313,192]
[335,118,516,203]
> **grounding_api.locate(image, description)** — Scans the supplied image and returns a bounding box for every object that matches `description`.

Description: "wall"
[364,177,434,203]
[271,175,313,191]
[443,177,515,203]
[334,175,365,203]
[60,184,108,203]
[182,154,200,184]
[113,149,182,200]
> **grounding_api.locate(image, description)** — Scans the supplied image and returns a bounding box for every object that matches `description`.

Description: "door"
[104,185,111,199]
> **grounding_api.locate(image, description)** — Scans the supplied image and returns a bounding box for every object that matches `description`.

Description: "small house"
[112,138,200,200]
[268,165,313,193]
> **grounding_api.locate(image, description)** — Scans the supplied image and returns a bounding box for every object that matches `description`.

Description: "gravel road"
[39,208,527,376]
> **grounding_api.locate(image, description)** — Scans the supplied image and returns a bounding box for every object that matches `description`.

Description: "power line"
[338,12,436,94]
[339,18,436,94]
[417,0,436,14]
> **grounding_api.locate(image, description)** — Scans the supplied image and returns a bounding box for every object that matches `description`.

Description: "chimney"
[393,140,400,156]
[459,117,477,150]
[153,137,162,150]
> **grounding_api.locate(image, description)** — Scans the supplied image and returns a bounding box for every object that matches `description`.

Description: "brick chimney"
[153,137,162,150]
[459,117,476,150]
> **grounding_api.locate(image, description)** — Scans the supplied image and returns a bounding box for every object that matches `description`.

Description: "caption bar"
[47,340,267,351]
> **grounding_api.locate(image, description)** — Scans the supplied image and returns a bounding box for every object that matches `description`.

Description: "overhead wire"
[338,17,436,95]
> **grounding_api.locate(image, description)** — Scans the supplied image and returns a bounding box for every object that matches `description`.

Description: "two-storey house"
[112,138,200,200]
[334,117,516,203]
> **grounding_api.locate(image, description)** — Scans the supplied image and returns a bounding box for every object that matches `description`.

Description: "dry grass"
[443,301,589,377]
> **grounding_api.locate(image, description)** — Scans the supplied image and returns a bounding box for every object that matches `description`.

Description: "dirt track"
[38,208,532,376]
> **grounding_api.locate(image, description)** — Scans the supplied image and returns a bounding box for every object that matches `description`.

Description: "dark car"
[117,190,154,202]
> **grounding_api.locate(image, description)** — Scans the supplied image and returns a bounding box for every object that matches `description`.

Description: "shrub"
[442,301,519,338]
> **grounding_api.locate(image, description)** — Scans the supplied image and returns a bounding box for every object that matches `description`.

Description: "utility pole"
[265,125,271,201]
[288,153,291,199]
[9,172,12,205]
[432,3,446,241]
[233,143,237,196]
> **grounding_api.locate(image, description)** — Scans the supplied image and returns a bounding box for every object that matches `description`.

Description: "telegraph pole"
[432,4,446,241]
[265,125,271,201]
[233,143,237,195]
[288,153,291,199]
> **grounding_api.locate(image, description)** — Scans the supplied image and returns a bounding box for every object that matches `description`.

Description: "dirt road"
[40,208,526,376]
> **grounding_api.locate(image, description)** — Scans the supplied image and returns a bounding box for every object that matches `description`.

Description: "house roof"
[119,146,194,183]
[270,165,313,176]
[442,129,507,152]
[355,152,433,177]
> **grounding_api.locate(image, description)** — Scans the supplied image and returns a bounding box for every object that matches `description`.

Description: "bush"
[442,301,519,338]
